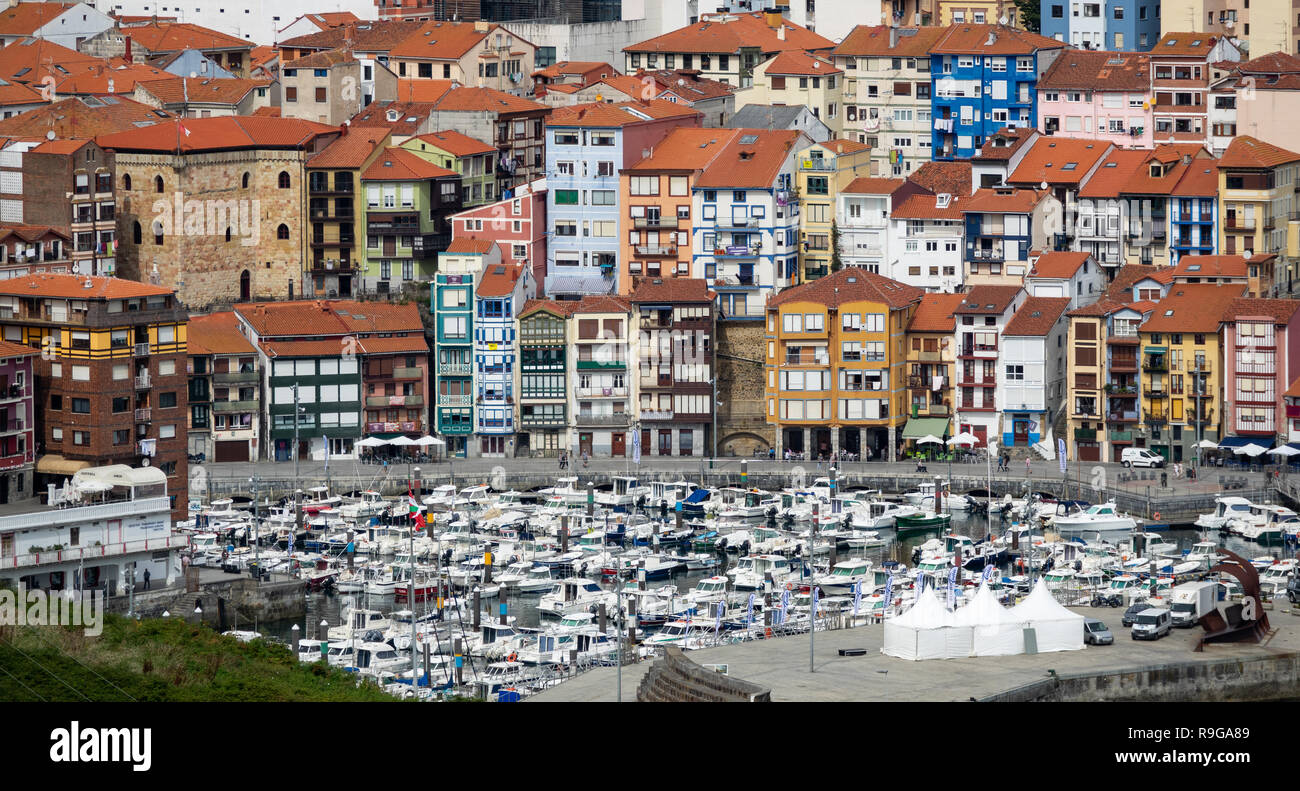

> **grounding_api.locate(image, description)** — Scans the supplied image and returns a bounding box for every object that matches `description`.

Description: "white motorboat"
[1195,496,1255,530]
[643,619,710,648]
[537,578,617,617]
[813,559,874,595]
[340,490,389,521]
[595,476,651,509]
[727,553,798,591]
[328,607,393,640]
[1050,502,1137,533]
[682,575,729,607]
[843,498,921,529]
[1227,504,1296,544]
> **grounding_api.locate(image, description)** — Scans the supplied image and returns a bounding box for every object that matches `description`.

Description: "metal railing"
[0,532,189,570]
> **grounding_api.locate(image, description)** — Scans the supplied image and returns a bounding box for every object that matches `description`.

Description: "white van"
[1130,608,1171,640]
[1121,448,1165,468]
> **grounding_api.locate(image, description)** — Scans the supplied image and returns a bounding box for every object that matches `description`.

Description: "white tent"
[881,587,972,661]
[356,437,389,447]
[952,582,1024,657]
[1009,579,1085,653]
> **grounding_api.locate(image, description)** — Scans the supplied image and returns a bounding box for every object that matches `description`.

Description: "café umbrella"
[1234,443,1268,457]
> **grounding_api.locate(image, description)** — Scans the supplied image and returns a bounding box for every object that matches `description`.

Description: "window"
[554,189,578,205]
[159,392,177,408]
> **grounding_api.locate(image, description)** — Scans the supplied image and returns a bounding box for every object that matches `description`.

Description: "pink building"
[1037,50,1153,149]
[1222,298,1300,445]
[0,340,34,504]
[448,178,547,290]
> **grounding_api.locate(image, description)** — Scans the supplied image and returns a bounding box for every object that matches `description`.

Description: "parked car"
[1121,602,1147,627]
[1288,576,1300,605]
[1083,618,1113,645]
[1121,448,1166,468]
[1130,608,1171,640]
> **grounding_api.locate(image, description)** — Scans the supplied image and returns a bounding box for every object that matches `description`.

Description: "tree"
[1014,0,1041,32]
[830,219,843,273]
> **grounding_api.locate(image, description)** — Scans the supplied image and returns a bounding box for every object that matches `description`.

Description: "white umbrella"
[1267,445,1300,457]
[916,435,945,445]
[947,431,979,446]
[356,437,389,448]
[413,436,445,446]
[1196,439,1220,449]
[388,436,418,447]
[1235,443,1268,457]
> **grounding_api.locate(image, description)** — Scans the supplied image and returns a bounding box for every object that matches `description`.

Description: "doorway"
[611,432,625,457]
[1013,419,1030,446]
[579,433,593,456]
[239,270,251,301]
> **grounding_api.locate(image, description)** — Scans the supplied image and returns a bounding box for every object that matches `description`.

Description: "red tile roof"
[546,98,701,127]
[628,277,714,304]
[134,77,269,105]
[1029,252,1091,279]
[519,298,576,319]
[931,24,1064,55]
[1038,50,1150,92]
[1007,137,1111,186]
[567,295,632,315]
[428,85,547,114]
[819,138,870,155]
[532,61,614,80]
[408,129,495,157]
[1173,254,1248,279]
[54,61,175,94]
[1238,51,1300,74]
[974,128,1036,161]
[306,127,387,168]
[0,37,104,85]
[446,237,498,255]
[187,311,256,356]
[283,48,356,69]
[832,25,947,57]
[0,2,77,35]
[762,50,841,76]
[640,69,736,101]
[1218,135,1300,169]
[0,273,173,299]
[0,95,173,140]
[891,192,964,220]
[235,299,424,337]
[0,79,40,107]
[349,100,438,136]
[1224,298,1300,324]
[361,146,456,180]
[625,11,833,55]
[1078,148,1149,198]
[389,20,500,60]
[907,160,972,195]
[1139,284,1246,332]
[477,263,523,297]
[768,267,923,309]
[394,78,455,103]
[695,128,800,189]
[122,21,250,53]
[279,19,421,54]
[1151,32,1224,57]
[1003,296,1072,336]
[906,292,966,332]
[98,115,338,153]
[963,187,1046,214]
[0,338,34,360]
[954,285,1023,315]
[842,176,905,195]
[625,127,739,171]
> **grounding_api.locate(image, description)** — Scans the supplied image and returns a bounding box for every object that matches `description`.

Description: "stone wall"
[107,576,306,629]
[637,646,770,702]
[715,319,771,456]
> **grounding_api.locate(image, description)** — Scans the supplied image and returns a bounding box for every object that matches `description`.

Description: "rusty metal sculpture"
[1195,548,1271,651]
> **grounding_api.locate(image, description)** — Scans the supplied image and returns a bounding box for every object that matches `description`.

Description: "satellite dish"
[46,130,55,140]
[999,14,1009,25]
[190,71,198,78]
[1040,180,1048,190]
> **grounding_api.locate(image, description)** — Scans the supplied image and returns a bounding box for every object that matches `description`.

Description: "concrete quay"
[529,606,1300,702]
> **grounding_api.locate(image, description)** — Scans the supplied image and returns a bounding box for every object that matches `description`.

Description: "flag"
[408,486,425,532]
[324,435,329,473]
[178,121,191,137]
[982,563,996,583]
[714,601,723,635]
[883,572,894,614]
[852,580,862,615]
[947,565,959,610]
[779,588,790,624]
[812,586,820,620]
[746,593,755,626]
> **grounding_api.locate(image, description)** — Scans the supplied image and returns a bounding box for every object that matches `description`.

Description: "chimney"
[473,20,489,33]
[776,25,785,41]
[889,26,898,49]
[124,36,132,63]
[1182,153,1191,164]
[986,31,997,46]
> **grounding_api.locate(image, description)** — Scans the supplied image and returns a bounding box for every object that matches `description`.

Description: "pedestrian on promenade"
[143,568,151,590]
[1025,457,1031,475]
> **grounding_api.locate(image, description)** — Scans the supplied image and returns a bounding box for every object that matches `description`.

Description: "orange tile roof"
[54,61,175,94]
[963,188,1046,214]
[28,138,85,154]
[1067,296,1125,318]
[1003,296,1071,336]
[832,25,947,57]
[98,115,338,153]
[349,100,438,135]
[1173,254,1248,279]
[567,295,632,315]
[476,263,523,297]
[280,19,427,54]
[0,272,173,299]
[820,138,870,155]
[891,192,964,220]
[974,127,1036,161]
[1151,32,1224,57]
[446,237,497,255]
[0,78,40,106]
[0,95,173,140]
[1218,135,1300,169]
[428,85,547,114]
[908,160,972,195]
[1029,252,1091,279]
[695,128,800,189]
[284,48,356,69]
[628,276,714,304]
[768,268,923,310]
[1007,137,1111,187]
[1139,284,1246,332]
[519,298,577,319]
[394,78,455,103]
[235,299,424,337]
[842,176,905,195]
[361,146,457,180]
[625,127,739,171]
[307,127,388,168]
[1223,297,1300,325]
[0,37,104,85]
[252,106,280,117]
[0,2,77,35]
[546,98,701,127]
[1038,50,1150,92]
[532,61,613,79]
[389,19,498,60]
[931,24,1064,55]
[0,223,70,243]
[409,129,495,157]
[762,50,841,76]
[906,292,966,332]
[1172,161,1219,195]
[639,68,736,101]
[625,11,833,55]
[187,311,256,356]
[954,285,1023,314]
[123,21,250,53]
[1078,148,1149,198]
[0,338,34,360]
[134,77,268,105]
[1238,51,1300,74]
[1285,377,1300,399]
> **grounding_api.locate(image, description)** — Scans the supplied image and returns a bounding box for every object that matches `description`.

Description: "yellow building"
[1217,136,1300,290]
[765,268,922,461]
[304,128,392,299]
[794,138,873,282]
[736,50,844,133]
[1136,284,1242,462]
[903,292,965,439]
[934,0,1021,26]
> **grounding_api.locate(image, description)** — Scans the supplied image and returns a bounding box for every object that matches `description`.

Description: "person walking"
[1025,456,1032,475]
[142,568,151,591]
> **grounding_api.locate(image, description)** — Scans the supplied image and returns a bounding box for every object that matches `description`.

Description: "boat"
[843,498,922,529]
[537,578,618,617]
[339,490,389,521]
[894,510,952,535]
[682,575,729,607]
[727,553,797,591]
[595,475,651,509]
[328,608,393,641]
[813,559,874,595]
[300,486,342,514]
[1195,496,1255,530]
[1051,502,1137,534]
[1227,504,1297,544]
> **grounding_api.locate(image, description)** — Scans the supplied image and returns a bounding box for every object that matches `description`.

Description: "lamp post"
[292,383,300,479]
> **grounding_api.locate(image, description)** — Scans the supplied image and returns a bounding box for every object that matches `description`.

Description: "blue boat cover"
[684,489,710,503]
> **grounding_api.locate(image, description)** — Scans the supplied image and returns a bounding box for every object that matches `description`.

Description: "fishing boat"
[300,486,342,514]
[1051,502,1137,534]
[894,510,952,535]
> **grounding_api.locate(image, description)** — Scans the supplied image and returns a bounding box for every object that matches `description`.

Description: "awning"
[902,417,951,439]
[1143,346,1168,353]
[1217,436,1258,449]
[368,432,416,440]
[36,455,91,476]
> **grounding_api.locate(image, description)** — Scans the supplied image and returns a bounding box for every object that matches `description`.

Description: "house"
[0,339,35,504]
[1228,52,1300,158]
[104,21,254,77]
[1024,251,1104,309]
[1217,135,1300,288]
[724,104,831,143]
[186,311,259,463]
[447,178,547,290]
[0,224,72,276]
[1221,298,1300,448]
[793,138,871,282]
[430,251,483,459]
[474,263,535,457]
[736,51,842,132]
[836,176,905,277]
[281,49,398,126]
[962,187,1059,287]
[1148,33,1242,148]
[766,268,924,461]
[1004,135,1113,244]
[1117,143,1218,267]
[1037,50,1152,147]
[561,70,737,128]
[567,295,635,458]
[388,20,535,95]
[630,277,716,457]
[515,298,571,458]
[0,1,114,49]
[952,284,1025,448]
[132,76,273,118]
[362,146,462,295]
[401,130,499,208]
[305,127,391,300]
[1041,0,1163,51]
[970,127,1038,189]
[888,185,966,294]
[1066,297,1148,462]
[414,86,551,195]
[998,296,1071,449]
[904,292,966,436]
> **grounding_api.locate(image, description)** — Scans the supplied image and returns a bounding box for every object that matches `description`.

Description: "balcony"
[1191,409,1214,424]
[1142,358,1167,372]
[633,217,678,229]
[394,367,422,380]
[958,400,996,412]
[437,394,473,407]
[134,408,151,422]
[575,386,628,398]
[1107,411,1139,423]
[0,531,190,572]
[1109,430,1133,442]
[133,342,151,356]
[574,412,630,427]
[134,373,151,390]
[639,410,674,421]
[438,362,472,376]
[957,374,996,386]
[1143,387,1168,399]
[958,345,998,358]
[634,245,677,257]
[213,370,258,386]
[365,394,424,408]
[968,247,1004,262]
[1074,428,1097,441]
[1144,411,1168,425]
[576,359,627,370]
[213,399,257,413]
[800,159,836,172]
[910,404,950,417]
[1104,384,1137,395]
[520,414,566,427]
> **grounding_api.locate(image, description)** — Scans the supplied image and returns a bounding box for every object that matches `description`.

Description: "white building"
[0,1,115,49]
[0,465,184,594]
[104,0,375,45]
[998,296,1071,451]
[1023,251,1105,310]
[952,285,1025,448]
[887,188,964,293]
[836,176,903,274]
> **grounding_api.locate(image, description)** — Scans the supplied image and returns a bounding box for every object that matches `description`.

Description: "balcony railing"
[365,394,424,408]
[633,217,678,229]
[635,245,677,257]
[1074,428,1097,441]
[959,345,998,357]
[639,410,674,421]
[438,362,472,376]
[213,370,258,385]
[910,404,950,416]
[213,399,257,413]
[394,367,422,380]
[134,408,151,422]
[576,359,627,370]
[1142,358,1167,372]
[134,373,151,390]
[0,532,190,571]
[574,413,630,426]
[1107,411,1139,423]
[1143,388,1168,398]
[1144,411,1168,424]
[1109,430,1133,441]
[958,374,996,385]
[133,342,151,356]
[437,394,473,407]
[575,386,628,398]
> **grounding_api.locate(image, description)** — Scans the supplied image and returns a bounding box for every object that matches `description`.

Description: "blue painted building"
[431,264,478,458]
[930,24,1065,160]
[473,263,534,458]
[1040,0,1162,52]
[1169,195,1217,265]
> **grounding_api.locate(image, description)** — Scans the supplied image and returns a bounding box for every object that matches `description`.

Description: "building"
[630,277,715,457]
[473,263,535,457]
[794,138,872,282]
[104,1,376,47]
[1118,143,1218,267]
[305,128,391,300]
[281,49,398,126]
[0,464,186,597]
[1037,50,1152,147]
[1064,296,1150,462]
[765,268,924,461]
[1217,135,1300,290]
[233,300,428,461]
[1137,283,1244,462]
[1073,148,1149,271]
[97,21,254,76]
[431,249,482,458]
[186,311,259,463]
[1221,298,1300,448]
[831,25,947,177]
[1148,33,1241,148]
[618,127,738,294]
[0,1,115,49]
[0,225,72,277]
[1285,376,1300,444]
[736,50,843,131]
[101,116,341,308]
[692,128,809,319]
[447,178,548,289]
[545,99,702,297]
[1041,0,1163,51]
[724,103,832,142]
[360,146,463,294]
[998,295,1071,449]
[1004,135,1113,245]
[623,10,834,89]
[131,76,273,118]
[930,24,1065,161]
[836,176,905,277]
[963,187,1058,286]
[568,295,634,458]
[903,291,965,441]
[952,284,1025,449]
[1023,251,1105,308]
[1158,0,1300,60]
[413,87,551,195]
[388,20,536,94]
[1230,53,1300,156]
[401,130,499,208]
[887,187,966,292]
[532,60,617,99]
[0,339,35,505]
[0,274,189,521]
[515,298,570,458]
